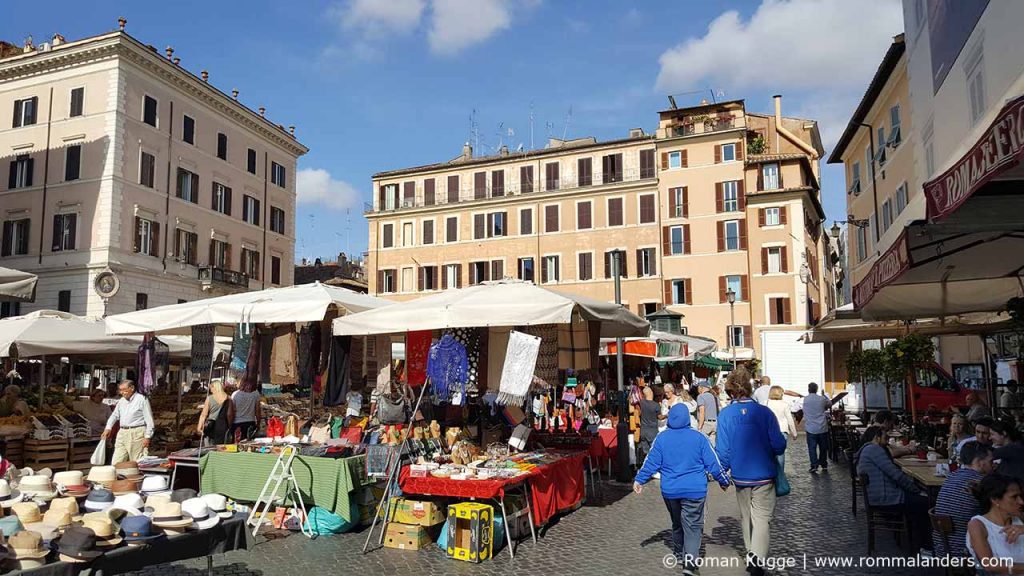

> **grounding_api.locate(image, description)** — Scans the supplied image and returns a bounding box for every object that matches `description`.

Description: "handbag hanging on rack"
[377,394,408,425]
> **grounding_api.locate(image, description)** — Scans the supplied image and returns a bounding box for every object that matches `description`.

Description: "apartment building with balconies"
[0,23,306,318]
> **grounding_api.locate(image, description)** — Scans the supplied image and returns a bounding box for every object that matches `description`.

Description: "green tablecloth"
[199,451,368,522]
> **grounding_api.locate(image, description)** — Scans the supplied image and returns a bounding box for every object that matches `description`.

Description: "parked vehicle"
[841,362,973,415]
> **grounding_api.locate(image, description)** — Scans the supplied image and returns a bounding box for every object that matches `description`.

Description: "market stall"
[0,266,37,303]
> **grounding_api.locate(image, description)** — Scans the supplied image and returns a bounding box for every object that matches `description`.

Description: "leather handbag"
[377,394,408,425]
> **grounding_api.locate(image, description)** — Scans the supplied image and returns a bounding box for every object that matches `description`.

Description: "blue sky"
[4,0,904,262]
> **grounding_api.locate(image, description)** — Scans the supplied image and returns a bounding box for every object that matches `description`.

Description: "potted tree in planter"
[747,133,767,155]
[845,347,891,410]
[884,333,936,422]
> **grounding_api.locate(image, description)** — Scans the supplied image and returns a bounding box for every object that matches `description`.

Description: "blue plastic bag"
[775,454,791,497]
[302,504,357,535]
[438,513,506,554]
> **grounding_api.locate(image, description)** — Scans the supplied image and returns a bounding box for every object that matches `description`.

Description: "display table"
[200,451,368,522]
[9,512,251,576]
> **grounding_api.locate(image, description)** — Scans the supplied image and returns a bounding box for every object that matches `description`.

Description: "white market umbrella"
[332,279,650,338]
[0,267,37,302]
[105,282,392,336]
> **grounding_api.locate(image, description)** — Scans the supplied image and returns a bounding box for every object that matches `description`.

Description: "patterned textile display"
[426,333,468,401]
[297,323,322,391]
[521,324,558,385]
[497,331,541,406]
[240,330,261,393]
[135,334,168,394]
[557,316,591,370]
[225,324,254,389]
[405,330,432,387]
[190,324,216,374]
[451,328,482,394]
[270,325,298,385]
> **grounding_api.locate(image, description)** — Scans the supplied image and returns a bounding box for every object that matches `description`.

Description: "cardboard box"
[389,498,445,527]
[446,502,494,563]
[504,494,532,540]
[383,523,433,550]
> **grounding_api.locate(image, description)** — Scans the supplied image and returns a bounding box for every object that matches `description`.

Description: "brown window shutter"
[743,326,752,348]
[716,221,725,252]
[778,165,785,188]
[757,166,764,191]
[684,279,692,305]
[150,222,160,257]
[418,267,424,291]
[769,299,778,325]
[474,214,485,239]
[377,271,384,293]
[681,149,688,168]
[683,224,691,254]
[761,247,769,275]
[225,243,232,270]
[737,180,746,210]
[404,181,415,202]
[662,226,672,256]
[739,220,748,250]
[545,205,558,232]
[715,182,724,212]
[378,185,386,208]
[492,260,503,280]
[649,249,656,276]
[718,276,727,303]
[424,178,435,205]
[783,298,792,324]
[780,206,788,225]
[740,275,749,301]
[668,188,677,216]
[189,233,197,265]
[441,266,448,290]
[682,187,689,217]
[663,280,672,305]
[133,217,141,253]
[736,141,744,162]
[455,264,462,288]
[635,249,642,276]
[714,145,721,164]
[474,172,486,199]
[781,247,789,273]
[541,257,549,283]
[604,251,612,278]
[191,173,199,201]
[447,175,460,203]
[758,208,766,227]
[208,240,215,267]
[660,152,668,170]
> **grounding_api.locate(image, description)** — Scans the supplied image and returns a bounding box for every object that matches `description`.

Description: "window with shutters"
[669,226,685,255]
[446,217,458,242]
[380,270,396,293]
[422,266,438,291]
[52,213,77,252]
[724,220,740,251]
[764,207,780,227]
[402,222,414,246]
[670,279,688,304]
[638,248,656,277]
[602,153,623,184]
[135,217,156,257]
[402,182,415,207]
[422,220,434,245]
[882,200,892,232]
[243,195,260,225]
[722,181,739,212]
[728,325,745,348]
[9,155,33,189]
[545,162,560,191]
[135,293,148,311]
[604,250,628,278]
[850,162,862,195]
[447,175,460,202]
[444,264,460,289]
[768,297,791,325]
[470,261,489,285]
[140,151,156,188]
[382,223,394,248]
[642,302,659,316]
[640,149,655,178]
[487,212,506,237]
[726,275,744,301]
[639,194,656,224]
[491,259,503,281]
[519,208,533,235]
[270,207,286,234]
[143,95,158,127]
[242,248,260,280]
[175,229,197,265]
[474,172,487,199]
[271,162,286,187]
[721,143,736,162]
[183,116,195,145]
[856,226,868,262]
[889,104,902,148]
[576,202,592,230]
[519,166,534,194]
[247,148,257,174]
[762,163,779,190]
[58,290,71,312]
[13,97,38,128]
[473,214,485,240]
[210,239,230,268]
[542,255,560,284]
[544,205,559,233]
[487,170,502,197]
[577,158,592,187]
[671,188,686,218]
[607,198,624,227]
[578,252,593,281]
[518,258,535,282]
[424,178,435,205]
[217,133,228,160]
[896,182,908,215]
[1,219,30,256]
[69,88,84,118]
[176,168,198,203]
[0,302,20,318]
[213,183,231,215]
[65,145,81,181]
[271,256,281,284]
[766,247,782,274]
[668,151,682,169]
[382,183,399,210]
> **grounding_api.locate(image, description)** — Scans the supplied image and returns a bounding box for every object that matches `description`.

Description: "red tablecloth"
[398,452,586,527]
[531,433,606,463]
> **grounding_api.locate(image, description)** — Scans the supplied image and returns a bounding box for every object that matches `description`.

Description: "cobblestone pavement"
[129,440,945,576]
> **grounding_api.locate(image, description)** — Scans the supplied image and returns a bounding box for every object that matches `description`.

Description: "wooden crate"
[23,439,69,472]
[1,436,23,468]
[68,438,101,472]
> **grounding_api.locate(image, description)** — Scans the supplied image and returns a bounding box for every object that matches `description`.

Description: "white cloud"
[427,0,512,56]
[655,0,903,93]
[332,0,427,36]
[297,168,361,210]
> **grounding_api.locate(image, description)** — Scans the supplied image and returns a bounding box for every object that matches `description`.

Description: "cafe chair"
[844,449,860,516]
[859,473,910,555]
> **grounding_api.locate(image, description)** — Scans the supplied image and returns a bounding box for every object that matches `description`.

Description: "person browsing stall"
[101,380,154,464]
[0,385,30,417]
[73,389,112,437]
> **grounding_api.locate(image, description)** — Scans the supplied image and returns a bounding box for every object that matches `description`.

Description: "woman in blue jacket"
[635,404,731,575]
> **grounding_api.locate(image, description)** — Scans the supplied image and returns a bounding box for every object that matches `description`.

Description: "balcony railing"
[199,266,249,290]
[668,115,745,138]
[367,167,656,214]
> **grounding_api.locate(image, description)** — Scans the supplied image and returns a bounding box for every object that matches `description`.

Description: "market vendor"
[0,385,30,417]
[73,388,112,436]
[101,380,154,464]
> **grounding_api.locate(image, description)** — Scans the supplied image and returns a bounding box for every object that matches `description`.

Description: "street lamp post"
[726,288,736,369]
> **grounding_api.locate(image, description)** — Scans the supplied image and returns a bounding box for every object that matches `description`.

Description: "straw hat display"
[48,497,84,522]
[81,515,121,547]
[149,501,192,535]
[52,471,83,490]
[181,498,219,530]
[114,462,143,481]
[84,489,114,512]
[10,502,42,526]
[110,479,142,496]
[0,480,23,508]
[202,494,232,519]
[140,475,170,496]
[18,476,57,501]
[86,466,117,488]
[110,494,145,518]
[7,530,49,569]
[41,509,75,532]
[55,526,103,562]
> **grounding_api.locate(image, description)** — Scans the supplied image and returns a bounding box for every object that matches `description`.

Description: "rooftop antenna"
[545,121,554,141]
[469,109,479,157]
[529,102,535,151]
[708,88,717,103]
[496,122,504,150]
[667,95,678,109]
[561,105,573,141]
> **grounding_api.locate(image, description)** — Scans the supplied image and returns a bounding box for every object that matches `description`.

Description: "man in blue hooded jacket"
[635,404,730,575]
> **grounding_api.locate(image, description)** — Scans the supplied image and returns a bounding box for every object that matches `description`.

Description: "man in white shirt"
[101,380,155,464]
[752,375,773,405]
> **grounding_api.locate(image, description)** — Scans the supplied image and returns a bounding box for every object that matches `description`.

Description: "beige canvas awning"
[0,267,37,302]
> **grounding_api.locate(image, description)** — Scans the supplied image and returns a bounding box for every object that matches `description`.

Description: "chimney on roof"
[165,46,173,60]
[172,57,180,66]
[301,257,307,266]
[118,17,127,31]
[289,125,295,136]
[231,89,239,100]
[699,98,708,105]
[22,36,33,53]
[52,34,64,47]
[773,94,782,122]
[201,70,209,82]
[499,144,509,157]
[259,107,266,117]
[462,142,472,159]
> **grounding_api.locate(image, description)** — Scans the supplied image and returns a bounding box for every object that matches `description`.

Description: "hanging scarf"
[240,327,261,392]
[451,328,482,394]
[521,324,558,385]
[191,325,216,374]
[226,323,254,388]
[426,333,468,401]
[497,331,540,407]
[406,330,432,387]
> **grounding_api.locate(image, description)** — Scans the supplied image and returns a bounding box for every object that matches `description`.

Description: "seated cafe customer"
[958,417,994,453]
[967,474,1024,571]
[856,426,932,553]
[933,441,994,557]
[870,410,916,458]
